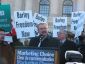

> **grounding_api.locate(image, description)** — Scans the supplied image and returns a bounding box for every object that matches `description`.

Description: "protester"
[10,35,23,47]
[29,23,59,48]
[9,19,23,46]
[58,30,78,64]
[79,31,85,43]
[78,34,85,63]
[57,29,66,46]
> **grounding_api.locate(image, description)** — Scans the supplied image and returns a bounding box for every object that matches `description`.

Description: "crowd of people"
[0,23,85,64]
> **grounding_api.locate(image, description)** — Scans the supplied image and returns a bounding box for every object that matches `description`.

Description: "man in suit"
[29,23,59,48]
[58,31,78,64]
[78,35,85,63]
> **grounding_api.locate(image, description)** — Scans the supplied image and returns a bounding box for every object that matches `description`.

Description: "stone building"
[1,0,85,31]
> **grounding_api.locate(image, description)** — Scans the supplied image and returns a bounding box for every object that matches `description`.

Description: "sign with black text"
[53,17,67,37]
[14,11,35,38]
[33,13,48,36]
[33,13,47,25]
[71,11,85,37]
[16,47,55,64]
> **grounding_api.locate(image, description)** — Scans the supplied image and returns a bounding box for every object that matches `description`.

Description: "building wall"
[1,0,85,15]
[1,0,85,31]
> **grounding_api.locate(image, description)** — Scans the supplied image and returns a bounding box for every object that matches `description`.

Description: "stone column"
[32,0,39,13]
[50,0,63,17]
[49,0,63,31]
[13,0,22,11]
[50,0,59,17]
[25,0,33,10]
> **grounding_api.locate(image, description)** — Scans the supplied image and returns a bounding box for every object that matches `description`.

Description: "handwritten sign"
[14,11,35,38]
[53,17,67,37]
[33,13,48,36]
[71,11,85,37]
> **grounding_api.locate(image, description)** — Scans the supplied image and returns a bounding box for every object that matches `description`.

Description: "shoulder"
[30,36,39,41]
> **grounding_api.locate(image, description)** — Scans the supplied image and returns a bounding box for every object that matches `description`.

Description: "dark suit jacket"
[78,44,85,63]
[59,40,78,64]
[29,35,60,48]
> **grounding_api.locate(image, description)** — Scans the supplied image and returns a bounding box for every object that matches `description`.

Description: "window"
[39,0,50,16]
[62,0,73,17]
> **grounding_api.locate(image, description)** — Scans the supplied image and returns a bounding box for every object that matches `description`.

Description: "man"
[57,30,66,46]
[58,30,78,64]
[78,35,85,63]
[29,23,59,48]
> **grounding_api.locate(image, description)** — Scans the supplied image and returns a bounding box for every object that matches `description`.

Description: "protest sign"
[71,11,85,37]
[53,17,67,37]
[0,4,11,32]
[14,11,35,38]
[33,13,47,25]
[33,13,48,36]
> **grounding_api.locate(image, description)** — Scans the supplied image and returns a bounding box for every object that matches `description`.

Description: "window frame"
[62,0,73,17]
[39,0,50,17]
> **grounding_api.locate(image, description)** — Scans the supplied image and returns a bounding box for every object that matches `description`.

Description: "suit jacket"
[29,35,60,48]
[78,44,85,63]
[59,39,78,64]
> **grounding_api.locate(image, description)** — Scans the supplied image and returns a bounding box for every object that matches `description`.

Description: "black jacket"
[78,44,85,63]
[59,40,78,64]
[29,35,60,48]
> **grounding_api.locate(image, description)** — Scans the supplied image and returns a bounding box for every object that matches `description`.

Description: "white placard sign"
[53,17,67,37]
[33,13,47,24]
[33,13,48,36]
[71,11,85,37]
[14,11,35,39]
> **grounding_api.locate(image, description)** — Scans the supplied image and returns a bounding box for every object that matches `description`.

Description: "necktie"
[38,37,42,47]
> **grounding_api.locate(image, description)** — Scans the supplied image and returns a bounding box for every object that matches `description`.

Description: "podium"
[0,46,14,64]
[15,47,59,64]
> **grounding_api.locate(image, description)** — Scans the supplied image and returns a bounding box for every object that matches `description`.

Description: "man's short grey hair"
[37,22,48,28]
[58,29,67,35]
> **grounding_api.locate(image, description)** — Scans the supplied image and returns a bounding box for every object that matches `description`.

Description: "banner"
[33,13,47,25]
[33,13,48,36]
[14,11,35,39]
[0,4,11,32]
[71,11,85,37]
[16,47,55,64]
[53,17,67,37]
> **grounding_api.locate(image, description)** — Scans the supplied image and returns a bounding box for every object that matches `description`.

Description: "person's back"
[59,31,78,64]
[78,35,85,63]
